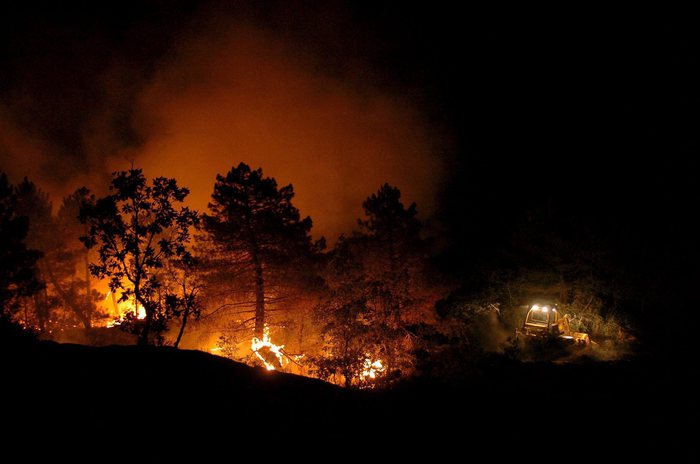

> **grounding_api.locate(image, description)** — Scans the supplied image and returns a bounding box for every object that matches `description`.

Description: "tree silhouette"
[80,169,198,345]
[12,178,53,330]
[314,184,443,384]
[0,173,41,320]
[358,183,424,326]
[202,162,322,339]
[312,236,387,387]
[162,256,203,348]
[37,188,105,330]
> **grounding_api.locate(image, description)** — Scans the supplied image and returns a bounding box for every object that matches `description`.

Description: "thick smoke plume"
[1,8,447,239]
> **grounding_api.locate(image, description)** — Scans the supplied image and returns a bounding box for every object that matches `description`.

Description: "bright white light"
[531,305,540,311]
[542,306,549,312]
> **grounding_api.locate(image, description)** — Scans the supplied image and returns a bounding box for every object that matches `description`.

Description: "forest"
[1,163,640,388]
[1,2,697,459]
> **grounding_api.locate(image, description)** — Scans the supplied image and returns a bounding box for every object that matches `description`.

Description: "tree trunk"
[44,265,91,330]
[83,225,92,329]
[251,249,265,338]
[174,307,189,349]
[110,290,119,314]
[387,232,403,327]
[342,338,352,388]
[34,267,48,331]
[139,312,150,346]
[34,293,46,332]
[135,287,149,346]
[297,312,305,353]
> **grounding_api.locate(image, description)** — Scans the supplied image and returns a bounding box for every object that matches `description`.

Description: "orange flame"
[104,291,146,328]
[360,355,385,381]
[251,326,286,371]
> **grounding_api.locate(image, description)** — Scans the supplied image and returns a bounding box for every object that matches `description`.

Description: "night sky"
[1,2,697,252]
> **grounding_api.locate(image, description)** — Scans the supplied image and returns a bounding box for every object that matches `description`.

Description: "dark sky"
[1,2,697,245]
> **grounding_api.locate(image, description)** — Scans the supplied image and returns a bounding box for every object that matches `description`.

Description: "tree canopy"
[80,168,199,345]
[0,173,42,319]
[202,162,322,339]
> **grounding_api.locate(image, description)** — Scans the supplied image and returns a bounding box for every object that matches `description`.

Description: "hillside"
[2,339,696,460]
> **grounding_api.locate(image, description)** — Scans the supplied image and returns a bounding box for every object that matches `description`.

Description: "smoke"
[0,105,50,185]
[120,19,445,239]
[1,99,115,204]
[1,6,448,239]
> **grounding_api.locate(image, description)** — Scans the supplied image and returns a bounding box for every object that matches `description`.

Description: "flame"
[251,326,286,371]
[360,355,385,381]
[104,290,146,327]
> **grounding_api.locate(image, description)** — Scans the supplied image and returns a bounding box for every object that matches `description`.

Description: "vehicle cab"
[519,303,589,346]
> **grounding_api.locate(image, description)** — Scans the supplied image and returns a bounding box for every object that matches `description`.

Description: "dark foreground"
[2,338,697,461]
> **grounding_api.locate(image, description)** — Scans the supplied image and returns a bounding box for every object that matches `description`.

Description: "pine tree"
[358,183,424,326]
[12,178,53,330]
[0,173,41,320]
[47,188,103,330]
[314,184,442,385]
[202,162,322,339]
[312,236,387,387]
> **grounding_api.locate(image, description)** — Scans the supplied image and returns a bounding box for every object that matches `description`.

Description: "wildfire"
[251,326,286,371]
[104,291,146,328]
[360,356,385,381]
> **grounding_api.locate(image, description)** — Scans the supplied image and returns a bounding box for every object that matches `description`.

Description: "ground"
[2,338,696,461]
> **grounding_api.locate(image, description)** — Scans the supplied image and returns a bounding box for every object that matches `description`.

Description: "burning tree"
[201,163,323,365]
[80,169,199,345]
[312,237,387,387]
[314,184,442,385]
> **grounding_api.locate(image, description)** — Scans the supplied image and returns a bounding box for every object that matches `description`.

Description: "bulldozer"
[516,304,591,347]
